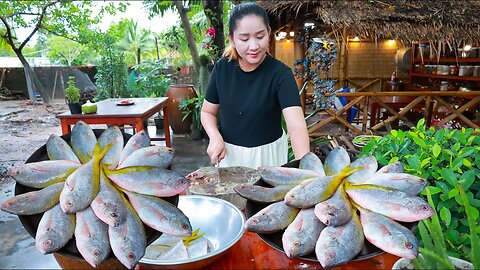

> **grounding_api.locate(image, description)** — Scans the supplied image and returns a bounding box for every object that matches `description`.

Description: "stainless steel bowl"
[138,195,246,269]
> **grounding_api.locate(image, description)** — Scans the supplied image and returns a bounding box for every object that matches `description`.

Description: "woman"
[201,2,310,168]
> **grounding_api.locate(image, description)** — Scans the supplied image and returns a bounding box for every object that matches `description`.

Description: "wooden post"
[339,26,348,88]
[294,33,307,112]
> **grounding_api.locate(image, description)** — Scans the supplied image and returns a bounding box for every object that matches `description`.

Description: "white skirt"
[219,132,288,169]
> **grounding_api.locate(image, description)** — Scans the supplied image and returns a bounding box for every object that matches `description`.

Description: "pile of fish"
[1,121,192,269]
[235,147,434,268]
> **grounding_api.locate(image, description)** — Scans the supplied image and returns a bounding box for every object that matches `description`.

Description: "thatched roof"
[259,0,480,43]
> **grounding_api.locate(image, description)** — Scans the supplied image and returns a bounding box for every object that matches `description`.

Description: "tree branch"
[6,12,42,18]
[0,15,18,51]
[19,0,60,51]
[41,27,81,43]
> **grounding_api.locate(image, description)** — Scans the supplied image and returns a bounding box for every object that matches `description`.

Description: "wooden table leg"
[163,106,171,148]
[60,120,71,135]
[134,118,144,136]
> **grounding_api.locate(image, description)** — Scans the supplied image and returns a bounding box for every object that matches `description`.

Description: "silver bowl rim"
[139,195,246,265]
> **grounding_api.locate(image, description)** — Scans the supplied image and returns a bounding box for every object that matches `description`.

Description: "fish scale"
[46,134,80,163]
[315,212,364,269]
[124,190,192,236]
[299,152,326,176]
[109,199,146,269]
[59,144,102,213]
[234,184,293,203]
[98,126,124,170]
[75,207,110,268]
[90,169,127,227]
[9,160,80,188]
[71,120,97,164]
[358,207,418,259]
[35,204,76,254]
[282,208,325,258]
[118,130,151,165]
[345,183,434,222]
[245,201,299,234]
[1,182,64,215]
[314,183,352,226]
[117,145,174,169]
[105,166,190,197]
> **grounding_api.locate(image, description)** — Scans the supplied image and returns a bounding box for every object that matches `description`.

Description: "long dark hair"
[223,2,270,61]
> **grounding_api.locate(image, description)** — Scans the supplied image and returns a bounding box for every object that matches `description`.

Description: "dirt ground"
[0,100,68,184]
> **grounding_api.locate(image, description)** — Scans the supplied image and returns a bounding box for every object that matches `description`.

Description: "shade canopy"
[259,0,480,43]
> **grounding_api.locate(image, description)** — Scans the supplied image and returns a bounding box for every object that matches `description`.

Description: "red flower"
[206,27,215,38]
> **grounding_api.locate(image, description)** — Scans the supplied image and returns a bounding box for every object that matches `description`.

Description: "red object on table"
[202,231,400,269]
[57,98,171,147]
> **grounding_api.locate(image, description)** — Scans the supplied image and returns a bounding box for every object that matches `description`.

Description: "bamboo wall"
[275,38,410,93]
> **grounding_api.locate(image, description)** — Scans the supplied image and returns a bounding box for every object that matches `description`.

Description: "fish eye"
[405,242,413,249]
[45,239,52,246]
[93,250,101,257]
[110,212,117,218]
[128,252,135,260]
[327,251,336,259]
[181,224,188,230]
[294,241,301,247]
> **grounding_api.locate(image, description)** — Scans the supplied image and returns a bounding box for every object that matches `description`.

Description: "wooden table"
[188,231,399,269]
[57,98,171,147]
[136,231,399,269]
[368,95,420,127]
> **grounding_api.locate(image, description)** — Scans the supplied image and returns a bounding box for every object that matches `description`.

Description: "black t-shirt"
[205,54,301,147]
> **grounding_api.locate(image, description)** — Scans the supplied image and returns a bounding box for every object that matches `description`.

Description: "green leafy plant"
[64,76,80,104]
[126,60,172,98]
[178,93,205,131]
[413,185,478,269]
[359,119,480,260]
[94,38,129,101]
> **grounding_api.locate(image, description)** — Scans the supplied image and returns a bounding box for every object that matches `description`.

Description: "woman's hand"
[201,99,225,165]
[206,138,226,165]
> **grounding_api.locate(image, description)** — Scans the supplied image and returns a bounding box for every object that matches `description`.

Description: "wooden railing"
[308,91,480,137]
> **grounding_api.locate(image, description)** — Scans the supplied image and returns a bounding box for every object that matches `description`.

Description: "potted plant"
[392,186,478,269]
[65,76,82,114]
[178,93,205,140]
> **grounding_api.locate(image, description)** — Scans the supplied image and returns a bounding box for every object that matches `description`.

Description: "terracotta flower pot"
[166,84,197,134]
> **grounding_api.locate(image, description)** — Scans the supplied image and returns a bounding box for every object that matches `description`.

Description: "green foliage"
[359,119,480,259]
[46,36,87,66]
[413,185,479,269]
[64,76,80,104]
[126,60,173,98]
[116,19,154,66]
[413,187,456,269]
[94,38,129,101]
[179,93,205,131]
[458,185,480,268]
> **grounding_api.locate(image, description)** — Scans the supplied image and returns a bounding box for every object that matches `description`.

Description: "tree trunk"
[15,50,51,104]
[175,1,200,76]
[203,0,225,61]
[137,48,141,64]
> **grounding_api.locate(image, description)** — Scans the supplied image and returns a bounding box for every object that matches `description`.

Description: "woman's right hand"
[206,138,226,165]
